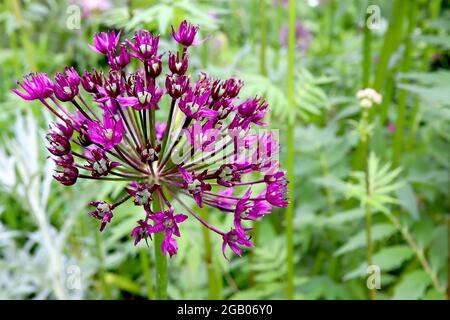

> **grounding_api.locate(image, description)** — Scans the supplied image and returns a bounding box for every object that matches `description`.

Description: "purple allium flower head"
[168,51,189,75]
[81,69,103,93]
[264,171,289,207]
[131,219,152,245]
[84,147,120,177]
[126,30,160,61]
[14,21,287,259]
[172,20,199,47]
[54,67,80,102]
[280,21,312,53]
[90,30,121,55]
[13,72,54,101]
[107,45,131,70]
[166,74,190,99]
[117,74,163,110]
[87,113,124,150]
[222,228,254,259]
[89,201,114,231]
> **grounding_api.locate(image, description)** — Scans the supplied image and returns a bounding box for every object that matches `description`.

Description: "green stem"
[259,0,267,77]
[139,248,155,300]
[248,0,269,286]
[201,207,221,299]
[392,0,418,167]
[362,111,375,300]
[362,1,372,88]
[384,212,445,296]
[153,197,168,299]
[10,0,37,71]
[365,204,375,300]
[354,1,373,171]
[370,0,408,121]
[285,0,296,300]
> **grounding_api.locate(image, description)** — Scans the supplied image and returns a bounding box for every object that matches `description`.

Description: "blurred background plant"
[0,0,448,300]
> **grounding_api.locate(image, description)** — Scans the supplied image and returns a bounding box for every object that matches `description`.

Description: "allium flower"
[90,30,121,55]
[172,20,199,47]
[13,21,288,259]
[13,73,54,101]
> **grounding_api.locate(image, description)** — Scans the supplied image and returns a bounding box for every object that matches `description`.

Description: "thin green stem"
[365,204,375,300]
[362,1,372,88]
[362,109,375,300]
[201,207,221,299]
[370,0,408,121]
[384,212,445,296]
[392,1,418,167]
[285,0,296,300]
[259,0,267,77]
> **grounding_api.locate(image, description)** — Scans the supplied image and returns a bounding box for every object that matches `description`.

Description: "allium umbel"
[13,20,288,259]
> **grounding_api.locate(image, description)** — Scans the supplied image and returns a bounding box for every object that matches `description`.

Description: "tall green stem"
[361,110,375,300]
[370,0,408,121]
[354,1,374,171]
[259,0,267,77]
[285,0,296,300]
[201,207,221,299]
[362,1,372,88]
[153,197,168,299]
[392,1,418,167]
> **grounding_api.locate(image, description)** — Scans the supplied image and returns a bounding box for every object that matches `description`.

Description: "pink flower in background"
[72,0,112,17]
[387,123,396,133]
[280,21,313,52]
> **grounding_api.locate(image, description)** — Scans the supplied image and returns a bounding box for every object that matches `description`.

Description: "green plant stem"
[354,1,373,171]
[364,204,375,300]
[201,207,221,299]
[362,2,372,88]
[139,248,155,300]
[285,0,296,300]
[10,0,37,71]
[259,0,267,77]
[392,1,418,167]
[361,110,375,300]
[248,0,269,286]
[153,197,168,300]
[384,212,445,296]
[370,0,408,121]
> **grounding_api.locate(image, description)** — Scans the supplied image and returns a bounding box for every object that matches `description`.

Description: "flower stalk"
[286,0,296,300]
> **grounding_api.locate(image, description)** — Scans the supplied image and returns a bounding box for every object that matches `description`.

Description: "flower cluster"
[13,20,288,259]
[356,88,382,109]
